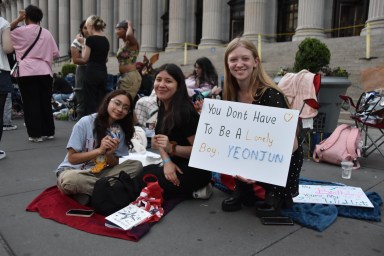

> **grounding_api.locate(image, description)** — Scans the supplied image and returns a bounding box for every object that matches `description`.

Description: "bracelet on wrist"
[163,157,171,164]
[169,141,177,157]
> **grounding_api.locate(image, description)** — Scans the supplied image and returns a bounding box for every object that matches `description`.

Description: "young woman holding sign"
[221,37,303,217]
[137,64,212,200]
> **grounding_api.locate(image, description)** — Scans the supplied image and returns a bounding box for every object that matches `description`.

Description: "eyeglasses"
[110,98,131,113]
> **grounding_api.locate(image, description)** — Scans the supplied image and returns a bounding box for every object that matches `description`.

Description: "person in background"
[70,20,88,119]
[3,51,18,131]
[77,15,109,116]
[137,64,212,200]
[185,57,219,98]
[115,20,141,101]
[221,37,303,217]
[3,93,17,131]
[0,15,14,160]
[56,90,142,205]
[52,73,73,103]
[10,5,60,142]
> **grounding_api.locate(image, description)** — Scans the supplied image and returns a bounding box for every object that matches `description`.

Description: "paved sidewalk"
[0,119,383,256]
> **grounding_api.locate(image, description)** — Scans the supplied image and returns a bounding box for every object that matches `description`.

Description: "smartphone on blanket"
[66,209,94,217]
[261,216,294,225]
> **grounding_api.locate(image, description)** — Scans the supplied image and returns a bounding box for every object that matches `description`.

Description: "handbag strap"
[21,27,42,60]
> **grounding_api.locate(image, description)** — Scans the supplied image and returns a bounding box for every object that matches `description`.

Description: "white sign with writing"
[189,98,299,187]
[293,185,374,208]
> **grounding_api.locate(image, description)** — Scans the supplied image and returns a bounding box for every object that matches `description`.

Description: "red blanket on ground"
[26,186,182,242]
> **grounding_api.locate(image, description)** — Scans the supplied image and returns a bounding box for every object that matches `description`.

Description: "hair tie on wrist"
[163,157,171,164]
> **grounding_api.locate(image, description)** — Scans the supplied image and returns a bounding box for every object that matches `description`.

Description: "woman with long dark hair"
[137,64,212,200]
[56,89,142,205]
[185,57,218,97]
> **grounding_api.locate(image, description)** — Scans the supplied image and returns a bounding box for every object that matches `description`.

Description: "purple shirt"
[11,24,60,77]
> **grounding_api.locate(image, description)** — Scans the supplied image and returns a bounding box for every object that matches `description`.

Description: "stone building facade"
[0,0,383,56]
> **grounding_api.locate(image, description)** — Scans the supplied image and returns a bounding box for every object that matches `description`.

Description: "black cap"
[115,20,128,29]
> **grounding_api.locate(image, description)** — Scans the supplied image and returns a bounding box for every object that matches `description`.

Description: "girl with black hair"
[56,90,142,205]
[137,64,212,199]
[185,57,219,97]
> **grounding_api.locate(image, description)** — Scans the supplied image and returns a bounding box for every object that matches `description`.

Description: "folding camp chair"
[339,94,384,158]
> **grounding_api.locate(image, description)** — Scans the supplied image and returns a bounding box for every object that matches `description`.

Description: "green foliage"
[61,63,77,77]
[320,66,349,77]
[293,38,330,73]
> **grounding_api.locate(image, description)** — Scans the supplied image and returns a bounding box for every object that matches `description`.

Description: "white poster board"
[293,185,374,208]
[189,98,299,187]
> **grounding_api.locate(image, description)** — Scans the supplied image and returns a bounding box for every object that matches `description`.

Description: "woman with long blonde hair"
[221,37,303,217]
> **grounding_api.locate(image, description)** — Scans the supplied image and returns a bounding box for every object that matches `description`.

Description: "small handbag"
[91,171,141,216]
[11,27,42,77]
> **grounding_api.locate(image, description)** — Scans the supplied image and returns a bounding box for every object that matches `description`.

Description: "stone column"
[48,0,58,42]
[141,0,157,52]
[69,0,81,40]
[58,0,70,56]
[23,0,31,8]
[156,0,164,50]
[292,0,325,41]
[116,0,134,53]
[39,0,48,28]
[100,0,113,55]
[166,0,186,51]
[243,0,268,44]
[132,0,141,45]
[16,0,23,12]
[11,0,17,20]
[30,0,38,6]
[5,3,11,22]
[83,0,96,19]
[361,0,384,36]
[118,0,133,22]
[199,0,222,48]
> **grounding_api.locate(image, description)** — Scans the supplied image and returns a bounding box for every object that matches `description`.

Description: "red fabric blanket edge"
[26,186,182,242]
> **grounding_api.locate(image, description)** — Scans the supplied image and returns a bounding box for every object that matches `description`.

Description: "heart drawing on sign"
[284,113,293,122]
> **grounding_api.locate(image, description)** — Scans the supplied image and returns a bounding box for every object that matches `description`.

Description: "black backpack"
[91,171,141,216]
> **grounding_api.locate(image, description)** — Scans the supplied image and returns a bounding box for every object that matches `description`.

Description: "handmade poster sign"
[293,185,374,208]
[189,98,299,187]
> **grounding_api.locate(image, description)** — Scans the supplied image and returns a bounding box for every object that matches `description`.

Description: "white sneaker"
[3,124,17,131]
[0,150,6,160]
[42,135,55,140]
[193,183,213,199]
[29,137,44,142]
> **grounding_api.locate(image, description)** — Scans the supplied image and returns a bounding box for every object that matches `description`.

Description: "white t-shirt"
[56,114,129,171]
[0,17,11,71]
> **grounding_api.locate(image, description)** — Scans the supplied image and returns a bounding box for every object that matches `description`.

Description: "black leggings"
[137,163,212,200]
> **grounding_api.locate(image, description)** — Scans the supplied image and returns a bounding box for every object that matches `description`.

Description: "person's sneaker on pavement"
[192,183,213,199]
[42,135,55,140]
[0,150,6,160]
[29,137,44,142]
[3,124,17,131]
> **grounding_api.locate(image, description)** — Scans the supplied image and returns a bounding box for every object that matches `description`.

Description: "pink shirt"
[11,24,60,77]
